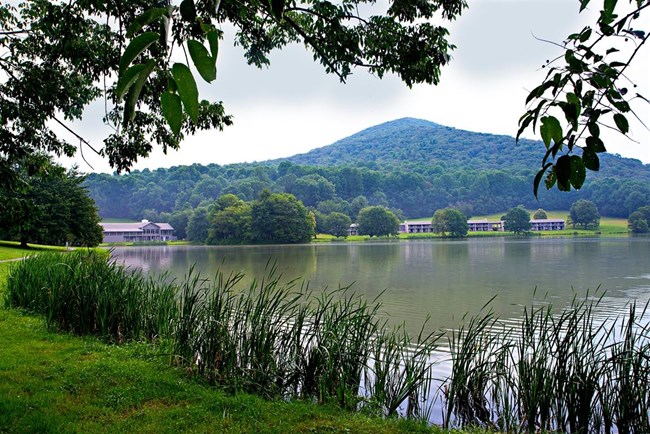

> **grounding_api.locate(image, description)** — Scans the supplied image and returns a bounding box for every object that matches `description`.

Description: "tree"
[251,191,314,244]
[323,212,353,238]
[208,202,253,244]
[504,206,531,234]
[518,0,648,195]
[432,208,468,237]
[533,208,548,220]
[0,158,102,247]
[357,206,399,237]
[186,206,210,242]
[628,205,650,233]
[292,174,336,207]
[0,0,467,184]
[569,199,600,229]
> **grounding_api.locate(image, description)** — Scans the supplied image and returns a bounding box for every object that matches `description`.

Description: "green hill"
[278,117,649,180]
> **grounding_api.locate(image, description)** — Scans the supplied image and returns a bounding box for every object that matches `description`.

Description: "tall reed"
[443,293,650,434]
[5,251,175,342]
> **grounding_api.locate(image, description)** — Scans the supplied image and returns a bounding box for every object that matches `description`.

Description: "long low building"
[390,218,566,234]
[530,219,565,231]
[100,220,176,243]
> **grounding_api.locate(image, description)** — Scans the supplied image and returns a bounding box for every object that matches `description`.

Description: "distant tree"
[349,196,369,220]
[317,199,350,216]
[432,208,468,238]
[251,191,314,244]
[141,209,160,222]
[186,207,211,243]
[569,200,600,230]
[628,206,650,234]
[323,212,352,238]
[292,174,336,207]
[159,209,192,240]
[533,209,548,220]
[357,206,399,237]
[624,191,649,216]
[0,159,102,247]
[504,206,532,234]
[213,194,245,212]
[208,202,253,244]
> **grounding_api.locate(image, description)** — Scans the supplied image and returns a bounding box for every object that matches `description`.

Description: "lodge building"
[99,220,176,243]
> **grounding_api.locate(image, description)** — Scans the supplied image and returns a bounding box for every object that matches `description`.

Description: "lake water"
[109,237,650,335]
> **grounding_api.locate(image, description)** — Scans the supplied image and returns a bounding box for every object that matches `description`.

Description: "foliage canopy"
[0,158,102,247]
[503,205,532,234]
[357,206,400,237]
[569,199,601,229]
[518,0,649,195]
[432,208,468,237]
[0,0,467,183]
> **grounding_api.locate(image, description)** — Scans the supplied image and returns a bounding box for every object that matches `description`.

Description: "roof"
[467,219,502,224]
[530,219,565,223]
[99,222,174,232]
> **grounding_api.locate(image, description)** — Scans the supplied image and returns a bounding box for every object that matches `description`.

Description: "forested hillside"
[85,118,650,236]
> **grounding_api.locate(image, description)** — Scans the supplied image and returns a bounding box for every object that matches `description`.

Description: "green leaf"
[613,113,629,134]
[525,81,552,105]
[161,91,183,135]
[119,32,158,74]
[516,112,533,141]
[116,64,147,101]
[540,116,563,149]
[556,155,571,191]
[207,30,220,62]
[187,40,216,82]
[603,0,617,18]
[579,0,591,11]
[172,63,199,124]
[180,0,197,22]
[269,0,286,20]
[123,60,155,126]
[126,7,168,38]
[588,122,600,138]
[578,27,592,42]
[586,136,607,153]
[569,155,586,189]
[533,163,553,198]
[582,148,600,171]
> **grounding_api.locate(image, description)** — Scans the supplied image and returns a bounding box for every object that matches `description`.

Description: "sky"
[61,0,650,174]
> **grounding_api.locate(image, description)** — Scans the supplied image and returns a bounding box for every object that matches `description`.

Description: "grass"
[0,242,68,261]
[0,308,448,433]
[2,251,449,431]
[0,250,497,434]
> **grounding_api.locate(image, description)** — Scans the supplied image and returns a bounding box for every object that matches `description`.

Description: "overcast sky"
[61,0,650,174]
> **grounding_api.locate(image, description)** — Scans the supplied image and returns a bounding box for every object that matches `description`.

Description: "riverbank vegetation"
[445,295,650,433]
[4,249,649,433]
[5,251,442,421]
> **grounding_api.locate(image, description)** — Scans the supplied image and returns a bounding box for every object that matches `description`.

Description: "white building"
[99,220,176,243]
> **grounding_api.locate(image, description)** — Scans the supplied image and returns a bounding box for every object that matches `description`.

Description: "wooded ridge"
[85,118,650,222]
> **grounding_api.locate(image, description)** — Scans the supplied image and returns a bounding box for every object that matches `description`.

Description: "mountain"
[277,117,649,180]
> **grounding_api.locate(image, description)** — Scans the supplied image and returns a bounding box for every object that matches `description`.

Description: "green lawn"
[0,242,68,261]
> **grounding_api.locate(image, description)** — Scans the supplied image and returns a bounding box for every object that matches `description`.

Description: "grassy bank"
[0,306,450,433]
[0,249,457,433]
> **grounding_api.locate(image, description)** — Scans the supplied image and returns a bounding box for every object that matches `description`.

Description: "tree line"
[85,160,650,230]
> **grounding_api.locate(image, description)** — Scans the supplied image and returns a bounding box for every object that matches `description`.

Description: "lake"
[109,236,650,335]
